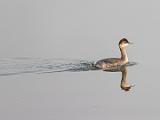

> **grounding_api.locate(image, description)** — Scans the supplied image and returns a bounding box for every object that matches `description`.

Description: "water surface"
[1,0,160,119]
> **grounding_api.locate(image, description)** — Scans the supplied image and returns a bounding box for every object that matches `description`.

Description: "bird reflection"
[103,64,135,91]
[120,65,134,91]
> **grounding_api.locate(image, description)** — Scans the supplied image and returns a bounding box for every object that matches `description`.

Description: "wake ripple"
[0,58,137,76]
[0,58,98,76]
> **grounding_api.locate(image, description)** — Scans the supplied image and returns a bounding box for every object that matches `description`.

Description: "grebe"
[95,38,133,70]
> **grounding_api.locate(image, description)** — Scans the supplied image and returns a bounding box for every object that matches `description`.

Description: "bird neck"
[120,47,128,63]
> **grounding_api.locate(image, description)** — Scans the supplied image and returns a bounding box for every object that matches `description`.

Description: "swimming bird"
[94,38,133,71]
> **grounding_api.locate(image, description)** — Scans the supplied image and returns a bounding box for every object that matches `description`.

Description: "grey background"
[0,0,160,120]
[0,0,159,64]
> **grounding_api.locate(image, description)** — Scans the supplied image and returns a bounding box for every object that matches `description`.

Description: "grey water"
[0,58,137,76]
[0,57,150,120]
[0,58,98,76]
[1,0,160,120]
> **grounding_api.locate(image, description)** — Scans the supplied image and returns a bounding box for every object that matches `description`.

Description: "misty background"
[0,0,159,65]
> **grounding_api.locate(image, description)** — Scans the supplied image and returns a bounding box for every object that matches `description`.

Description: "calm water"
[1,0,160,119]
[0,57,159,120]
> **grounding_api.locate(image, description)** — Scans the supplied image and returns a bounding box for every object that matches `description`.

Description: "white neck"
[120,47,128,64]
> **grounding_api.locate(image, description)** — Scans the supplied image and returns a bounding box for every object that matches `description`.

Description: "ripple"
[0,58,137,76]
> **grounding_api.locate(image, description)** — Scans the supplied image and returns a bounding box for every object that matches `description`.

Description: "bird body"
[94,38,132,71]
